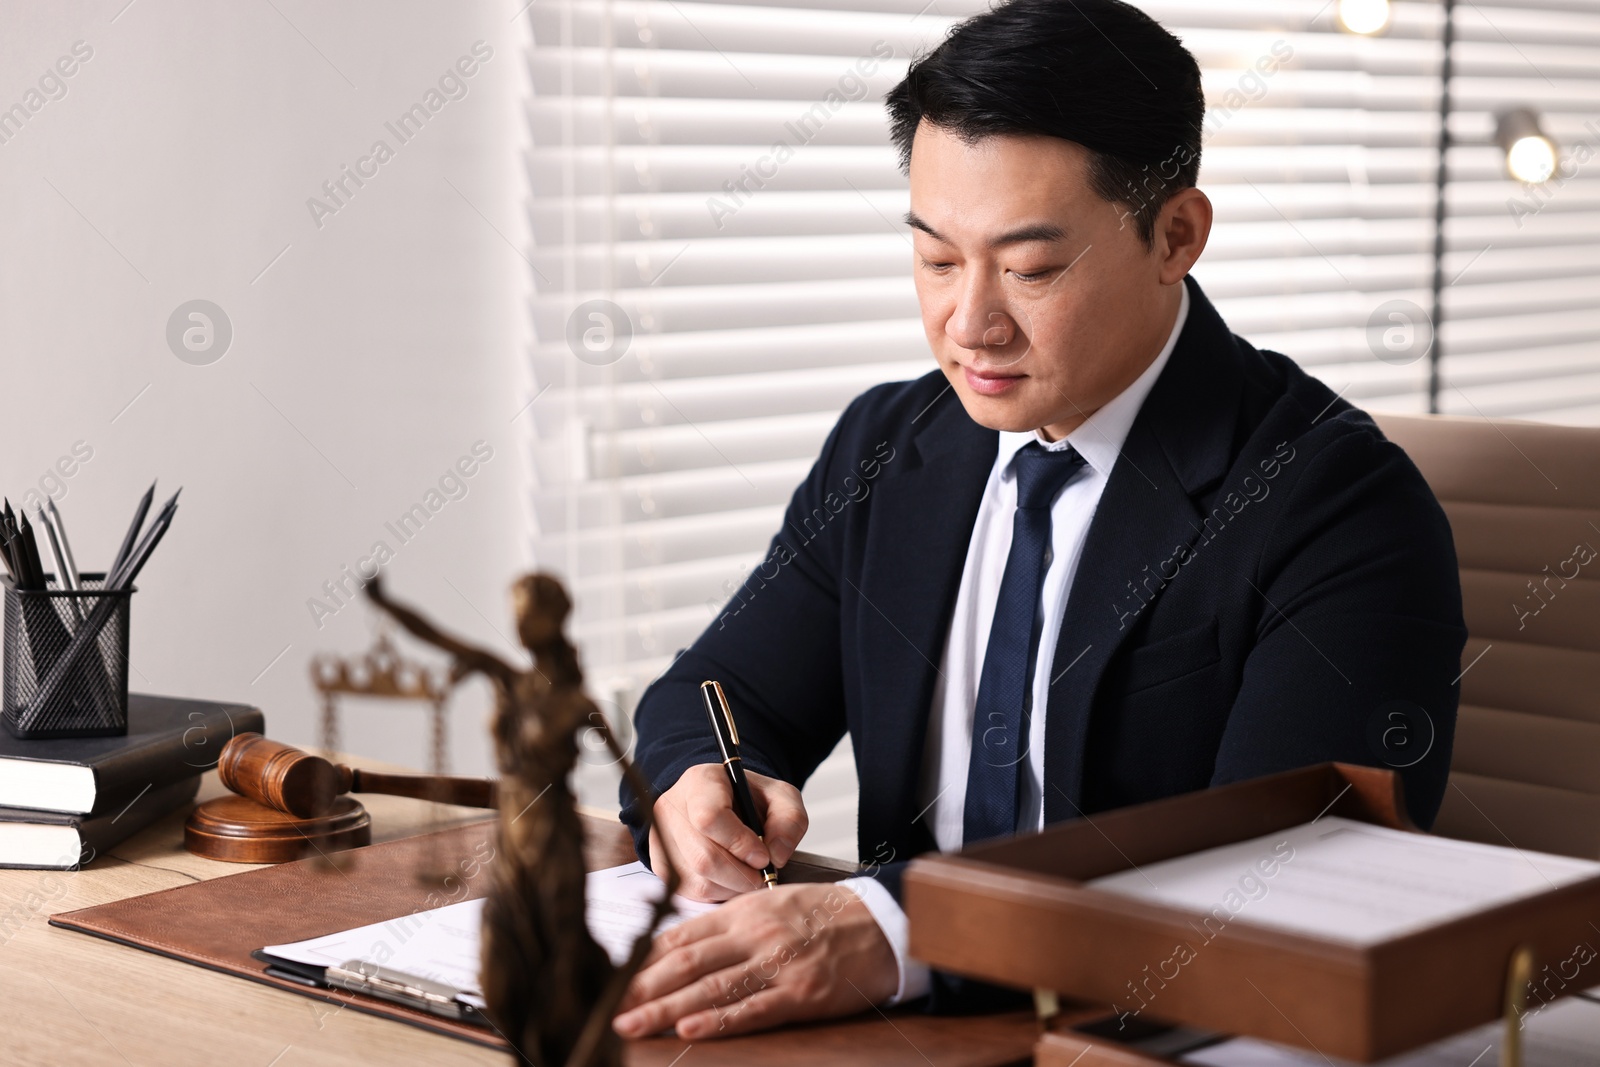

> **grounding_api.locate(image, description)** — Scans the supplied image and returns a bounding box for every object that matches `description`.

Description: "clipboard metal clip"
[325,959,479,1021]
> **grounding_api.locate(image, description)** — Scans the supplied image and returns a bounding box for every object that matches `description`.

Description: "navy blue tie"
[962,441,1087,845]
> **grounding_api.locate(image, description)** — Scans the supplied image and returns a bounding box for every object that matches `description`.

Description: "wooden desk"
[3,767,1037,1067]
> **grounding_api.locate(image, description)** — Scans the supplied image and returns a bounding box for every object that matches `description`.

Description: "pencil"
[109,481,156,579]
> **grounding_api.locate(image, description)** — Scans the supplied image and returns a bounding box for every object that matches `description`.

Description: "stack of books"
[0,694,263,869]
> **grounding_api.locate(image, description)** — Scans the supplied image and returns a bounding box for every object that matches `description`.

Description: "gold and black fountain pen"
[700,679,778,890]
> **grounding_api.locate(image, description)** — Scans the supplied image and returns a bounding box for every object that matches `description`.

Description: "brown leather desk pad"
[50,814,1037,1066]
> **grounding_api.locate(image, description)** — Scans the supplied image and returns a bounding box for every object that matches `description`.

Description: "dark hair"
[885,0,1204,247]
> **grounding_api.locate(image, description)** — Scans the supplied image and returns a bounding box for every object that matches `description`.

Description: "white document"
[1087,816,1600,946]
[582,860,717,965]
[261,861,716,1008]
[1181,993,1600,1066]
[263,896,492,1006]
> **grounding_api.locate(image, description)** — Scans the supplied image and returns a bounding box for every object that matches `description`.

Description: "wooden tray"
[904,763,1600,1062]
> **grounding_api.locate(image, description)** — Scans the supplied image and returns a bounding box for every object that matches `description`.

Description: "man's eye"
[1012,269,1053,282]
[921,259,954,272]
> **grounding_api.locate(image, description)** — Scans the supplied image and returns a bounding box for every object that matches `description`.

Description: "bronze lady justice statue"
[365,574,678,1067]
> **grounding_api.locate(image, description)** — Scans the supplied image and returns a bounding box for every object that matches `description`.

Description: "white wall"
[0,1,533,777]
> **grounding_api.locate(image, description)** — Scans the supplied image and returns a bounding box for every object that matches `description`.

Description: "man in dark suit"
[611,0,1466,1042]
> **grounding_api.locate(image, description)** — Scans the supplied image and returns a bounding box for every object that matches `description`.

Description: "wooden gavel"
[218,733,498,818]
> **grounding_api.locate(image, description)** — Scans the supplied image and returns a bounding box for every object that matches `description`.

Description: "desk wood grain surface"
[2,762,1036,1067]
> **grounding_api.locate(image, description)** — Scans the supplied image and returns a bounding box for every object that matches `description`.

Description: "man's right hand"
[648,764,809,902]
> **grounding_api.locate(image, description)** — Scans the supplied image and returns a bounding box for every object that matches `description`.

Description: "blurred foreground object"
[366,573,678,1067]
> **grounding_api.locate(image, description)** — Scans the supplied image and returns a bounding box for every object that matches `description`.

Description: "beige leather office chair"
[1374,412,1600,858]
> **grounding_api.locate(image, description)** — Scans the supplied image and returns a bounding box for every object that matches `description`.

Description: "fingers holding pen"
[747,774,808,869]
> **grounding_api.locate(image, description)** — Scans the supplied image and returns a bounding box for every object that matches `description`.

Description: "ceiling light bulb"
[1495,109,1559,184]
[1506,135,1557,184]
[1338,0,1391,35]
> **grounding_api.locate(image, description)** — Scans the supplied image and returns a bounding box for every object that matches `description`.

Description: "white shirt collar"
[996,280,1190,479]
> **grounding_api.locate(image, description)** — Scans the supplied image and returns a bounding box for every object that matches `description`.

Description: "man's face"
[907,121,1178,439]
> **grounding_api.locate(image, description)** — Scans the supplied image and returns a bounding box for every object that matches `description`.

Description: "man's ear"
[1155,186,1212,285]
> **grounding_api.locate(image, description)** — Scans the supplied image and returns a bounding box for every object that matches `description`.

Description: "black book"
[0,693,263,815]
[0,774,201,870]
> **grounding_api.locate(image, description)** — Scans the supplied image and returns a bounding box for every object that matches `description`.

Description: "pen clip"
[701,679,739,747]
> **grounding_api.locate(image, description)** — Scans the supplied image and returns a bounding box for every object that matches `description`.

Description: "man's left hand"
[612,882,899,1040]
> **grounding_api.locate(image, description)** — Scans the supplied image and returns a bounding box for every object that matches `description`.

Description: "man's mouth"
[962,365,1025,397]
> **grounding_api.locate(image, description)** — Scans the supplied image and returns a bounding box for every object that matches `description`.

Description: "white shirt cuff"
[839,876,932,1005]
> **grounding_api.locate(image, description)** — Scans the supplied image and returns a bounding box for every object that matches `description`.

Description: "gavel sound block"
[183,733,498,863]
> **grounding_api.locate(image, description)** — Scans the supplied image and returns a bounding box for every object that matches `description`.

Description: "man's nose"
[947,272,1015,355]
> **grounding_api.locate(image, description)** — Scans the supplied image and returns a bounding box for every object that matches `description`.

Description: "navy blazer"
[621,275,1466,907]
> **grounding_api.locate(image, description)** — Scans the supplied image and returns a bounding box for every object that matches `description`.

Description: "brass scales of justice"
[183,624,498,875]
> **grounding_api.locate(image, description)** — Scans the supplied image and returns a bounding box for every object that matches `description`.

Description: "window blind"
[1434,0,1600,422]
[523,0,1600,851]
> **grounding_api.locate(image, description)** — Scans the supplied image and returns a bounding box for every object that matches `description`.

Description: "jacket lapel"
[857,387,996,848]
[1042,276,1246,818]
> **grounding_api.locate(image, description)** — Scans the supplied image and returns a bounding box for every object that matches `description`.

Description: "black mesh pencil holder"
[3,574,132,739]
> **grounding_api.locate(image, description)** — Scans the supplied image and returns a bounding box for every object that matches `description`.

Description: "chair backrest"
[1373,412,1600,858]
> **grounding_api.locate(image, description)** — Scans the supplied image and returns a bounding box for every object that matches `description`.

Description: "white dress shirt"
[840,283,1191,1003]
